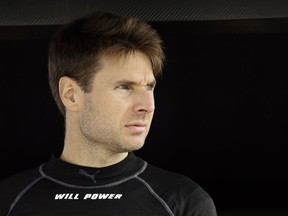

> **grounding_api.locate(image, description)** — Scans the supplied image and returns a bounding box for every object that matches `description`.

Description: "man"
[0,10,217,216]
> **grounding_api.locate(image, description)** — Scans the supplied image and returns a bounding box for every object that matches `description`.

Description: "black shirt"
[0,152,217,216]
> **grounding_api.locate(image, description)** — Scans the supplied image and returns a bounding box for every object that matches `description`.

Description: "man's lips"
[125,123,147,133]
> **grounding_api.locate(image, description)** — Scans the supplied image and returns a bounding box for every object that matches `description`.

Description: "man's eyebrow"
[115,79,157,86]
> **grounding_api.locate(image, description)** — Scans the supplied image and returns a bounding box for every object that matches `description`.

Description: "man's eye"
[117,85,130,90]
[146,85,154,91]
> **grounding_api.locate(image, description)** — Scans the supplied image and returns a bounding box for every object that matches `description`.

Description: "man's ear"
[59,76,83,112]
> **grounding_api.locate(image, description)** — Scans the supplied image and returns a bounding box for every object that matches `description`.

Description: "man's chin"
[126,141,145,152]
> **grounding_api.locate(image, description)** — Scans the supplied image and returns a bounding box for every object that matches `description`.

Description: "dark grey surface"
[219,209,288,216]
[0,0,288,25]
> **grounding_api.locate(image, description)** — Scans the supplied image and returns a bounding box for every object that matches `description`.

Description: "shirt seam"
[39,161,147,189]
[7,176,44,216]
[135,176,175,216]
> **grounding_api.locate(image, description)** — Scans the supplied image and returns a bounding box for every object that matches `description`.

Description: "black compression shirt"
[0,152,217,216]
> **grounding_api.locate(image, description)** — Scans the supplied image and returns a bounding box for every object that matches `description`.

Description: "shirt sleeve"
[170,177,218,216]
[191,196,217,216]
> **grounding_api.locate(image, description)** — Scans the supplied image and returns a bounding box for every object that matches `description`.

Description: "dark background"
[1,1,288,215]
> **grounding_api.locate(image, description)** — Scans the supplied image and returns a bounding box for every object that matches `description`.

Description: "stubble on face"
[79,94,148,154]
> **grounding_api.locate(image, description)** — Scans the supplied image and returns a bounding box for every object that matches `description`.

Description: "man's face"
[78,51,156,153]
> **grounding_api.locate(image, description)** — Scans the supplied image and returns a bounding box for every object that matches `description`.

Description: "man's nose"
[133,90,155,113]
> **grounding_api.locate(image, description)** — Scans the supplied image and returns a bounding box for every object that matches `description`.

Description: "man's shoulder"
[0,165,43,215]
[139,162,217,215]
[142,163,196,184]
[0,166,41,185]
[0,165,43,198]
[140,162,207,194]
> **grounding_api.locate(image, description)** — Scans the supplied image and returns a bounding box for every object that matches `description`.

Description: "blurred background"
[1,0,288,215]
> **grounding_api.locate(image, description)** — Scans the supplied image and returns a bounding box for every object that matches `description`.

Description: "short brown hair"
[48,10,165,116]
